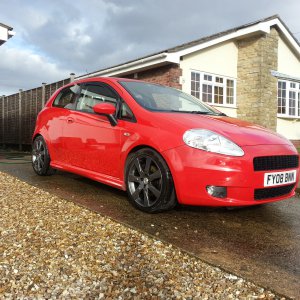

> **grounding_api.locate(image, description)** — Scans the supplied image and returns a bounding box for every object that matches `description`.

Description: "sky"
[0,0,300,96]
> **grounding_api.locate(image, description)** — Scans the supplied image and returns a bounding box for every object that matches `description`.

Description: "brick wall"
[123,64,182,89]
[291,140,300,148]
[0,78,70,147]
[237,28,279,131]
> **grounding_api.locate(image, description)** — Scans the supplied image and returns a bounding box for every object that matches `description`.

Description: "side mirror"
[93,103,117,126]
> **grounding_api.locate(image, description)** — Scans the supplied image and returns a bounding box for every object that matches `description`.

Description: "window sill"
[277,114,300,120]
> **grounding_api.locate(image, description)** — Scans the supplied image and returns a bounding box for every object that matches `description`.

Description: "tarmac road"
[0,150,299,299]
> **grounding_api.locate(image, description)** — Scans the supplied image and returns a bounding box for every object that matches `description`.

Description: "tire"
[32,136,56,176]
[125,148,177,213]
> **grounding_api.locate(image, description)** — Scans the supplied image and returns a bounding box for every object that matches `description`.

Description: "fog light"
[206,185,227,198]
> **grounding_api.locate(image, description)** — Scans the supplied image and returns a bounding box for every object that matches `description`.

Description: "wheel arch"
[123,144,177,192]
[32,133,42,142]
[124,144,164,173]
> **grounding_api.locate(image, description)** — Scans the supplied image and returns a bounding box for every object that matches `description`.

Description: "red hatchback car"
[32,77,300,212]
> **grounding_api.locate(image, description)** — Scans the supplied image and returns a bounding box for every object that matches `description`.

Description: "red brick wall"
[291,140,300,148]
[123,64,182,89]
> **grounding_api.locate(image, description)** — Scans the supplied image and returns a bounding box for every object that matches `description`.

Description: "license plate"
[264,170,297,187]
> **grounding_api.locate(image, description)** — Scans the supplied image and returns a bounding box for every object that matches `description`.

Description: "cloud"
[0,46,71,95]
[0,0,299,95]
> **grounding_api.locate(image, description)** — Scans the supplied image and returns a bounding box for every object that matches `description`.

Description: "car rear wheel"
[125,148,176,213]
[32,136,55,176]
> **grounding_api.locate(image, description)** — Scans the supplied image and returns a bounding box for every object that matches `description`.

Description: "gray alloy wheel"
[32,136,55,176]
[126,148,176,213]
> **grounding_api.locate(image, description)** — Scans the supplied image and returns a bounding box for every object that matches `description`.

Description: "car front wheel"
[125,148,176,213]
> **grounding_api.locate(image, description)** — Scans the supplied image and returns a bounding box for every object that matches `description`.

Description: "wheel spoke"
[131,183,143,201]
[143,187,150,207]
[37,158,41,171]
[128,174,140,183]
[144,157,151,174]
[149,170,161,182]
[39,156,45,168]
[37,140,42,151]
[148,184,161,198]
[134,159,143,176]
[33,159,38,169]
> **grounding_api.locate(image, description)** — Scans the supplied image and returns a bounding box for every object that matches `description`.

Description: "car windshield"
[119,81,222,115]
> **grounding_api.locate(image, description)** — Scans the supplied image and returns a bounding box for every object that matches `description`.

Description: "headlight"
[183,129,244,156]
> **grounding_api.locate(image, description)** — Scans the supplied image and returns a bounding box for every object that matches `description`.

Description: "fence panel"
[0,76,71,147]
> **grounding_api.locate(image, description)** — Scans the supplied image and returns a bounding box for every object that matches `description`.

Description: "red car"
[32,77,300,212]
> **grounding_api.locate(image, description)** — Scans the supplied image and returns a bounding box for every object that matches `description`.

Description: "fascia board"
[271,20,300,56]
[174,18,300,59]
[172,23,271,59]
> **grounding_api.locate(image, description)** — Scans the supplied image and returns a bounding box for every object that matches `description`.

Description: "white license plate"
[264,170,297,187]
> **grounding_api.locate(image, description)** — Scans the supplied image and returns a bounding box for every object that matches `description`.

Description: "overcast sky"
[0,0,299,95]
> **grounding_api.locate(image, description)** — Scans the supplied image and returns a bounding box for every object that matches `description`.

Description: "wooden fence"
[0,76,73,149]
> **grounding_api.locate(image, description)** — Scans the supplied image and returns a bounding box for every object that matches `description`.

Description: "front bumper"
[162,144,299,206]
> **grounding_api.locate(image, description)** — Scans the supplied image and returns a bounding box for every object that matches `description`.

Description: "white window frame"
[277,79,300,119]
[190,70,237,108]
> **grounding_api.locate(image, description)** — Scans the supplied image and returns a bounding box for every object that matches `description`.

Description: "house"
[0,22,14,46]
[78,15,300,146]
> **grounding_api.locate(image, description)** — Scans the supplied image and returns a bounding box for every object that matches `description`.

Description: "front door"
[62,82,123,179]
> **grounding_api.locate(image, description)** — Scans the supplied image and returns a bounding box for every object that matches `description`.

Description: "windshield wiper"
[169,110,216,115]
[181,111,227,116]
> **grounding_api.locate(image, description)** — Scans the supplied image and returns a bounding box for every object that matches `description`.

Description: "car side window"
[53,86,78,109]
[76,84,118,113]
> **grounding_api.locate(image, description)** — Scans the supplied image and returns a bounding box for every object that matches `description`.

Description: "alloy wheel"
[127,155,163,208]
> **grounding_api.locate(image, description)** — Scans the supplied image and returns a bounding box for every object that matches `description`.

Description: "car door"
[47,85,80,164]
[62,82,124,178]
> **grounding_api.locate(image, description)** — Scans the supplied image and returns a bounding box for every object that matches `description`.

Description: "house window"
[277,80,300,118]
[191,72,200,99]
[191,71,236,107]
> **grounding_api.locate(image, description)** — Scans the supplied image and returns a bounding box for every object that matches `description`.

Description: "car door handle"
[67,117,74,124]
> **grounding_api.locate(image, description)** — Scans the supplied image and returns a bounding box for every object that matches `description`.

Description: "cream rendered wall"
[277,119,300,140]
[277,36,300,140]
[180,41,238,118]
[277,36,300,77]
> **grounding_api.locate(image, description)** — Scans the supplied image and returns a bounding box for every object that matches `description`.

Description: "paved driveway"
[0,150,299,299]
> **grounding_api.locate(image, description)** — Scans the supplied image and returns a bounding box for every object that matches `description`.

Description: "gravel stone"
[0,172,285,299]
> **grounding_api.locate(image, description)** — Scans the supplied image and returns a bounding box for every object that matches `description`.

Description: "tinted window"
[53,86,79,109]
[120,101,135,121]
[76,84,118,113]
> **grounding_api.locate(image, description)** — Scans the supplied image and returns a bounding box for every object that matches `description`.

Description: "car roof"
[71,77,140,85]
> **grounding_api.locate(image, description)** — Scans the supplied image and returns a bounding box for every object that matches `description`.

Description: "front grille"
[253,155,299,171]
[254,184,295,200]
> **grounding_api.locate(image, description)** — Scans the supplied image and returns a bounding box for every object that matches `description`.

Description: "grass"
[297,147,300,153]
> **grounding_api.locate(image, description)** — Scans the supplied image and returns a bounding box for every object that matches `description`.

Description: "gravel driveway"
[0,172,286,299]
